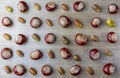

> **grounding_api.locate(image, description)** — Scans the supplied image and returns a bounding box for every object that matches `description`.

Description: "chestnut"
[70,65,81,76]
[13,64,26,76]
[58,15,71,28]
[89,48,100,60]
[30,17,42,28]
[2,17,12,27]
[103,63,116,75]
[73,1,85,12]
[30,49,43,60]
[108,4,119,14]
[107,32,117,43]
[1,48,12,59]
[17,1,28,12]
[44,33,56,44]
[59,47,71,59]
[91,17,102,28]
[41,65,53,76]
[75,33,88,46]
[45,2,56,11]
[15,34,27,45]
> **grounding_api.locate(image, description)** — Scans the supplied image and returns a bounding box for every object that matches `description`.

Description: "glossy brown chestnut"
[103,63,116,75]
[70,65,81,76]
[91,17,102,28]
[75,33,88,46]
[2,17,12,27]
[73,1,85,12]
[44,33,56,44]
[45,2,56,11]
[108,4,119,14]
[1,48,12,59]
[17,1,28,12]
[58,15,71,28]
[30,17,42,28]
[15,34,27,45]
[41,65,53,76]
[59,47,71,59]
[30,50,43,60]
[89,48,100,60]
[107,32,117,43]
[13,64,26,76]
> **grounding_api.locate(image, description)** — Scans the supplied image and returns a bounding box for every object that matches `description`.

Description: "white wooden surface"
[0,0,120,78]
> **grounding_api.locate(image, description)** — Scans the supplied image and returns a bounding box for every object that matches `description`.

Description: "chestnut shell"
[44,33,56,44]
[107,32,117,43]
[2,17,12,27]
[17,1,28,12]
[70,65,81,76]
[15,34,27,45]
[60,47,71,59]
[13,64,26,76]
[41,65,53,76]
[45,2,56,11]
[73,1,85,12]
[1,48,12,59]
[108,4,119,14]
[30,50,43,60]
[75,33,88,46]
[58,15,71,28]
[103,63,115,75]
[90,17,102,28]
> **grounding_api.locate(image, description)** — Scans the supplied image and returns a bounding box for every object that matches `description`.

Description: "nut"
[1,48,12,60]
[29,67,37,75]
[30,17,42,28]
[73,54,80,61]
[91,17,102,28]
[3,33,11,40]
[57,67,65,75]
[75,33,88,46]
[2,17,12,27]
[17,1,28,12]
[108,4,119,14]
[61,3,69,11]
[61,36,70,44]
[32,33,40,41]
[13,64,26,76]
[15,34,27,45]
[58,15,71,28]
[73,1,85,12]
[34,3,41,10]
[107,32,117,43]
[106,19,115,27]
[70,65,81,76]
[74,19,82,28]
[45,2,56,11]
[30,50,43,60]
[41,65,53,76]
[103,63,116,75]
[3,66,12,74]
[92,4,101,12]
[91,35,98,41]
[16,50,24,57]
[44,33,56,44]
[105,50,112,56]
[18,17,26,24]
[60,47,71,59]
[5,6,13,12]
[46,19,53,26]
[48,50,55,59]
[89,48,101,60]
[86,67,94,75]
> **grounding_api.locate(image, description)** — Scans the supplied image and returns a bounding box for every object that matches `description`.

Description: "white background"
[0,0,120,78]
